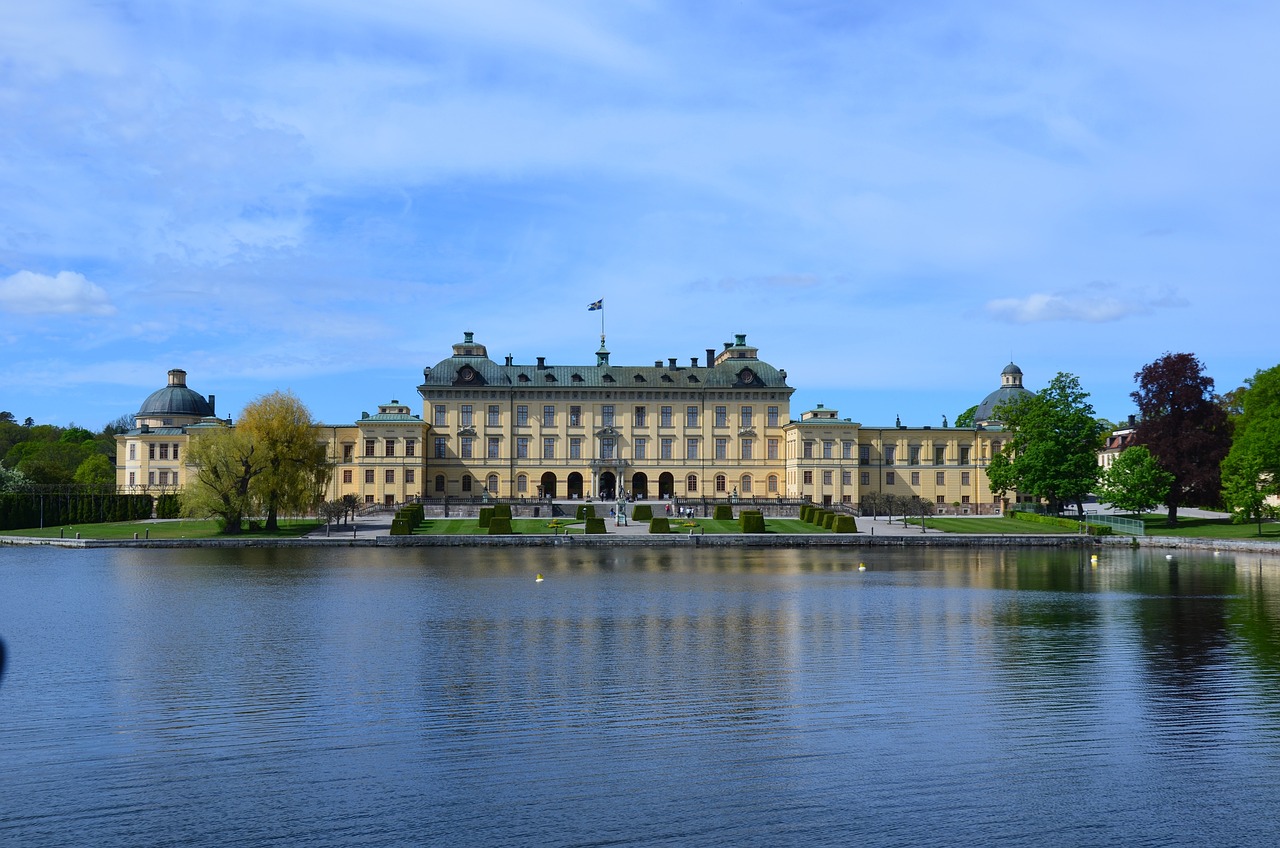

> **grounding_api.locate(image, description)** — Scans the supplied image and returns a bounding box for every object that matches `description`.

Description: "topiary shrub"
[833,515,858,533]
[585,517,607,534]
[478,507,493,528]
[740,511,766,533]
[493,503,512,519]
[487,516,513,534]
[390,518,412,535]
[632,504,653,521]
[822,511,836,529]
[577,505,596,520]
[713,504,734,521]
[799,504,813,523]
[649,516,671,534]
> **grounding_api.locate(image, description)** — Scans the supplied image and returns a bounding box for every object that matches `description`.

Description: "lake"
[2,545,1280,847]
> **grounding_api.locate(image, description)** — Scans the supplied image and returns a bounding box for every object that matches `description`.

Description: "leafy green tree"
[10,440,95,484]
[1221,363,1280,532]
[183,425,264,534]
[0,464,30,492]
[239,391,330,531]
[73,453,116,486]
[1132,352,1231,524]
[954,405,978,428]
[0,411,14,423]
[985,372,1104,514]
[1098,446,1174,516]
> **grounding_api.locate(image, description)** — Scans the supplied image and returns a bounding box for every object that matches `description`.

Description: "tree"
[985,372,1104,514]
[0,411,14,423]
[183,425,265,534]
[238,391,329,531]
[1098,446,1174,516]
[0,465,30,492]
[1132,352,1231,525]
[954,405,978,428]
[72,453,116,486]
[1220,363,1280,532]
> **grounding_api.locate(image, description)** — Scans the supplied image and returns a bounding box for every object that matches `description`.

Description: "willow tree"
[183,425,264,534]
[239,390,329,531]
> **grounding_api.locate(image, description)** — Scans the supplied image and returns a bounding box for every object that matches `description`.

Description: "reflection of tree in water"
[1225,562,1280,708]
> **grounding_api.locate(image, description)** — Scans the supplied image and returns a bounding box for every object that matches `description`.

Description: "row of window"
[800,443,985,464]
[342,438,418,462]
[435,404,783,429]
[127,470,176,486]
[799,470,975,487]
[127,442,181,461]
[433,435,783,461]
[342,469,418,485]
[418,472,784,495]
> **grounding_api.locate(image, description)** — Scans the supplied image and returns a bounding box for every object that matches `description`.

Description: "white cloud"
[984,285,1188,324]
[0,271,117,316]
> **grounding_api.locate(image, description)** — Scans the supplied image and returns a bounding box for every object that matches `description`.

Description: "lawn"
[902,516,1084,534]
[1134,514,1280,540]
[413,518,587,535]
[3,519,323,540]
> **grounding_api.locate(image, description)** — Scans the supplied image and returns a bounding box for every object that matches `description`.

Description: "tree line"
[0,411,131,491]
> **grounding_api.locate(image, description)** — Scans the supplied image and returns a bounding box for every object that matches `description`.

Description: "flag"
[588,299,603,311]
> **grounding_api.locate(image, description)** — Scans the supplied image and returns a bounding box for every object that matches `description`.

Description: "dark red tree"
[1131,352,1231,525]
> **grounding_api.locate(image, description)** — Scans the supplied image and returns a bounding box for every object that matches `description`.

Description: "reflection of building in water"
[117,335,1034,512]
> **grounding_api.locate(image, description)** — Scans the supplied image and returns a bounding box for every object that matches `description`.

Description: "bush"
[156,494,181,519]
[713,504,734,521]
[799,504,813,523]
[1009,510,1113,536]
[833,515,858,533]
[584,517,607,534]
[390,518,412,535]
[648,516,671,534]
[632,504,653,521]
[493,503,512,519]
[478,507,493,528]
[740,511,766,533]
[577,505,596,520]
[487,516,513,534]
[822,512,836,529]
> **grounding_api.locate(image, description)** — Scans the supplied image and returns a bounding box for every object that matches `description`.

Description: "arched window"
[487,474,499,494]
[462,475,472,492]
[715,474,727,492]
[767,474,778,494]
[517,474,528,493]
[686,474,698,492]
[741,475,752,494]
[435,475,445,492]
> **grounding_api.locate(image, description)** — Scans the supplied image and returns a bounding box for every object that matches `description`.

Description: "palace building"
[116,332,1028,513]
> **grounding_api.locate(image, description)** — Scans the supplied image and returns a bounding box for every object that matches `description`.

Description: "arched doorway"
[631,472,648,499]
[567,472,584,499]
[598,471,616,500]
[658,472,674,499]
[540,472,557,499]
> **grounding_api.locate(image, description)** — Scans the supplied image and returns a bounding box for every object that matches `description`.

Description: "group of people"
[664,504,697,519]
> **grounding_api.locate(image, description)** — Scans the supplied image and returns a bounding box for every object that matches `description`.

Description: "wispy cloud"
[0,271,117,316]
[984,285,1188,324]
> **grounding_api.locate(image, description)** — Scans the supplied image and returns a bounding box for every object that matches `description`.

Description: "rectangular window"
[767,406,779,427]
[686,438,698,460]
[935,446,946,465]
[601,405,614,427]
[517,437,529,458]
[570,438,581,459]
[962,495,971,504]
[686,406,698,427]
[461,437,473,459]
[803,470,813,485]
[460,405,473,427]
[634,438,647,459]
[543,437,555,459]
[435,476,445,492]
[516,405,529,426]
[128,471,135,486]
[859,445,870,463]
[937,472,945,485]
[843,470,853,485]
[661,438,673,459]
[909,446,920,465]
[860,472,870,486]
[405,439,416,458]
[434,405,446,426]
[365,439,376,457]
[741,406,753,428]
[741,439,753,460]
[843,441,854,460]
[148,444,155,460]
[405,469,415,484]
[661,406,673,427]
[569,406,581,427]
[462,476,472,492]
[343,469,352,484]
[715,406,727,427]
[884,446,895,465]
[601,437,615,459]
[365,470,375,484]
[488,405,500,427]
[767,438,778,460]
[768,475,778,493]
[172,443,180,461]
[158,470,169,485]
[937,495,946,505]
[715,438,727,460]
[160,443,169,460]
[343,444,353,462]
[823,440,834,459]
[129,444,136,460]
[385,470,395,484]
[886,472,895,485]
[385,439,396,457]
[803,441,814,459]
[911,471,920,485]
[434,437,447,458]
[822,470,832,485]
[960,446,971,465]
[488,437,500,459]
[961,471,971,486]
[634,406,646,427]
[543,405,556,426]
[366,495,375,505]
[517,475,527,493]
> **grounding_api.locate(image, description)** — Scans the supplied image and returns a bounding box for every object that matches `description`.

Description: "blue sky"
[3,1,1276,430]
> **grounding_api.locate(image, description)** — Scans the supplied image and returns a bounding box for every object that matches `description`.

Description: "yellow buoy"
[858,563,866,571]
[535,573,544,582]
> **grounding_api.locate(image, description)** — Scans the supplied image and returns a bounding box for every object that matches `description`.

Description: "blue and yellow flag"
[587,299,603,311]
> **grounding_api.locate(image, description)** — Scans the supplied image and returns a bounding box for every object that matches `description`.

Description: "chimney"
[463,331,474,344]
[1128,414,1136,427]
[208,394,215,416]
[505,355,513,366]
[537,356,546,369]
[690,357,699,368]
[706,348,715,367]
[668,358,678,369]
[655,360,662,368]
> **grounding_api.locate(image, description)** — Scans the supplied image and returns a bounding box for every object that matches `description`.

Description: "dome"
[974,362,1032,424]
[137,369,215,418]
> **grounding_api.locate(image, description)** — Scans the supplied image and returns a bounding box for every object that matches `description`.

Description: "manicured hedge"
[0,491,155,531]
[390,518,412,535]
[584,517,607,534]
[822,511,836,529]
[833,515,858,533]
[632,504,653,521]
[493,503,512,519]
[1010,510,1113,535]
[156,494,182,519]
[487,516,513,534]
[648,516,671,534]
[799,504,813,523]
[576,505,596,520]
[740,511,766,533]
[713,504,734,521]
[478,507,493,528]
